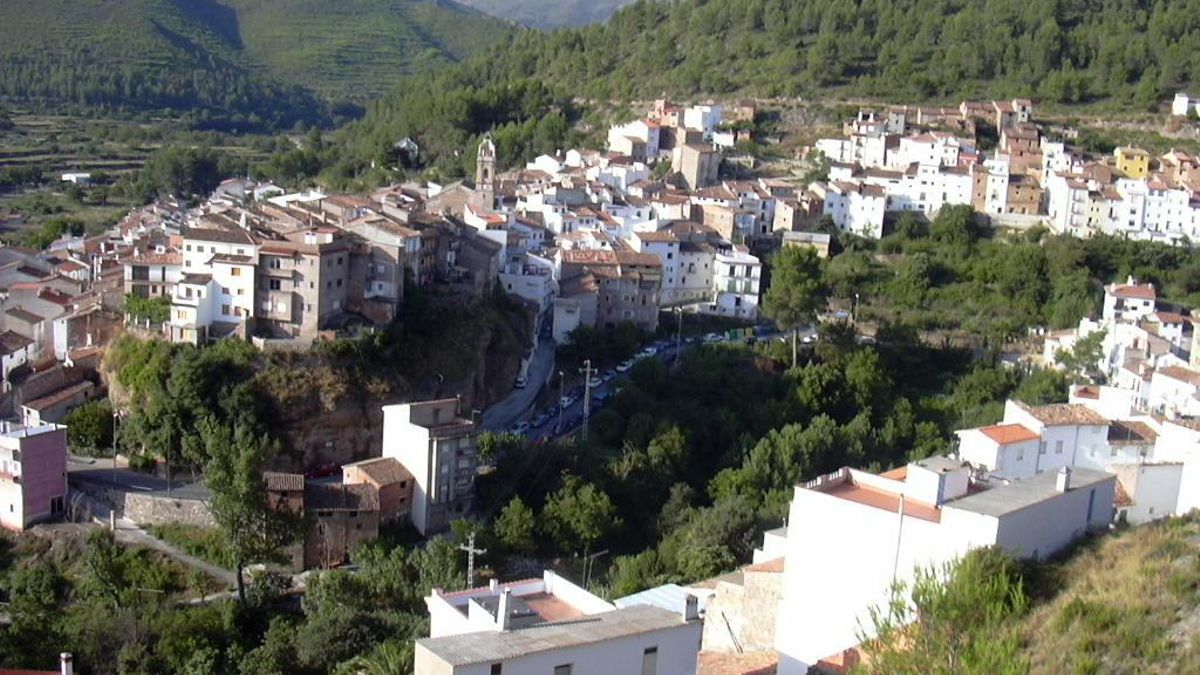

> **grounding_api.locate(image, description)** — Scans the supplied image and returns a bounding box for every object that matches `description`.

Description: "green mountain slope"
[458,0,635,28]
[0,0,513,126]
[328,0,1200,179]
[221,0,516,101]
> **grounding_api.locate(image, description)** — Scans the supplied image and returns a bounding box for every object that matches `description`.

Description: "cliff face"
[101,293,535,473]
[261,295,534,470]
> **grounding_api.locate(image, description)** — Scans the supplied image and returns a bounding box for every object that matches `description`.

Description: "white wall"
[416,620,701,675]
[774,486,983,673]
[1113,463,1183,524]
[986,476,1115,560]
[382,405,432,534]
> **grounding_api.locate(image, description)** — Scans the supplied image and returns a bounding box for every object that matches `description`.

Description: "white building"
[1102,277,1156,323]
[774,457,1115,672]
[1172,92,1200,117]
[381,399,478,535]
[683,104,724,140]
[169,226,259,342]
[821,182,886,238]
[416,570,702,675]
[711,248,761,319]
[889,132,966,169]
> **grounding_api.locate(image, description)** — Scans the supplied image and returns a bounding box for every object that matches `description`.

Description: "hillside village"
[5,92,1200,674]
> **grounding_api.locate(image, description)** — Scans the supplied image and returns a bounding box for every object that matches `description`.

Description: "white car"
[639,346,657,358]
[587,376,603,388]
[704,333,723,343]
[615,360,634,373]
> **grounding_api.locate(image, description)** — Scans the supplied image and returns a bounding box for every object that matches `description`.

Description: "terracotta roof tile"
[978,423,1040,444]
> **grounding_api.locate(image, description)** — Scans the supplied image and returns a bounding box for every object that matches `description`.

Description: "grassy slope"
[1020,517,1200,673]
[459,0,634,28]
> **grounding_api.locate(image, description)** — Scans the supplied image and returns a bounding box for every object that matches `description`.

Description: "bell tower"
[475,136,496,209]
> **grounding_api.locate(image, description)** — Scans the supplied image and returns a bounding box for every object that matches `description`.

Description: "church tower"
[475,136,496,209]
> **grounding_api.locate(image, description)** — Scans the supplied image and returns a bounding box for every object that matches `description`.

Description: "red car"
[304,461,339,479]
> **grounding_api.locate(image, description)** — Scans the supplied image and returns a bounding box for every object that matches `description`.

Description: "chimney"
[60,653,73,675]
[496,589,512,631]
[1056,466,1072,493]
[682,593,699,621]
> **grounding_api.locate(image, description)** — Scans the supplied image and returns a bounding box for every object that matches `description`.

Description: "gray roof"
[613,584,690,612]
[417,605,691,666]
[947,468,1114,518]
[181,226,255,245]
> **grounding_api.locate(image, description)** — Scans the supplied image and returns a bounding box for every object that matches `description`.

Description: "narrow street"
[481,337,556,432]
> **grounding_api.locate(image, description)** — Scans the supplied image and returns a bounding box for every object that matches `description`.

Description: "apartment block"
[381,399,478,535]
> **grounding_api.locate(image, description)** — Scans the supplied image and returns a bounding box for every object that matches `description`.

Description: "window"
[1038,441,1047,455]
[336,279,343,288]
[222,287,231,296]
[231,267,241,277]
[1017,446,1024,460]
[641,647,658,675]
[269,279,282,291]
[222,304,231,316]
[237,288,244,296]
[554,666,573,675]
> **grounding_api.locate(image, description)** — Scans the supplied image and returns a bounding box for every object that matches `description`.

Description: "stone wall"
[70,480,215,527]
[123,492,215,527]
[700,565,784,654]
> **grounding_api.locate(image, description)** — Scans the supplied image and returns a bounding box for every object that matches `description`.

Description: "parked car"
[560,394,577,408]
[587,376,603,388]
[639,346,657,358]
[601,369,616,383]
[304,461,339,479]
[510,421,531,435]
[704,333,723,343]
[531,413,550,427]
[514,374,527,389]
[616,360,634,373]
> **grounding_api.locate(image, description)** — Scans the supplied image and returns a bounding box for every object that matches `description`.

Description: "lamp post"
[674,307,684,360]
[111,410,121,486]
[556,370,565,433]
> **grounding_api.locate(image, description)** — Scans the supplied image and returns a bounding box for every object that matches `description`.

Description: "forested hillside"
[0,0,513,128]
[326,0,1200,181]
[459,0,635,28]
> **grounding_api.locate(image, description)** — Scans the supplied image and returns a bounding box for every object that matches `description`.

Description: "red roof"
[978,423,1040,444]
[1111,283,1156,300]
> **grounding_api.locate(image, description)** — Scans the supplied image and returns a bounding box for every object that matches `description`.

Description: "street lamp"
[111,409,122,485]
[674,307,684,360]
[556,370,565,433]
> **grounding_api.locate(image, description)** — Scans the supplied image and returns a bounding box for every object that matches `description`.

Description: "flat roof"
[824,480,942,523]
[417,605,691,666]
[947,468,1113,518]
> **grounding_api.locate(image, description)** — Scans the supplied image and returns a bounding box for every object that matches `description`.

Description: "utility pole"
[579,359,595,441]
[111,410,120,486]
[459,531,487,589]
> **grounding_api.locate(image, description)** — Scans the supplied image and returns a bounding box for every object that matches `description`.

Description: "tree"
[764,246,826,368]
[1055,329,1107,384]
[495,496,537,554]
[198,419,303,602]
[65,400,114,455]
[334,640,413,675]
[542,474,621,555]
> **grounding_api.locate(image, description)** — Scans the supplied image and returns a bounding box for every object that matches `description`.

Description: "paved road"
[482,337,556,432]
[514,327,818,442]
[68,456,210,500]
